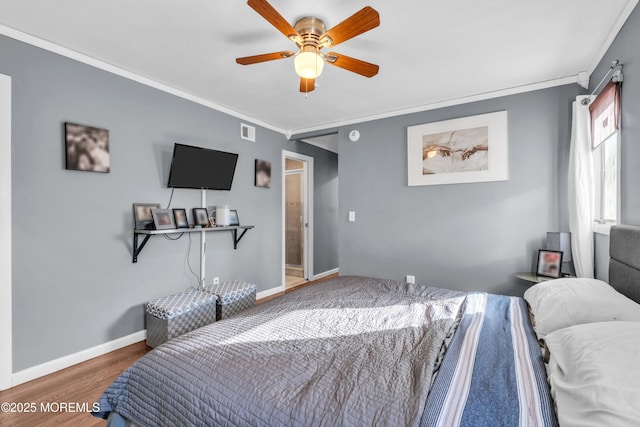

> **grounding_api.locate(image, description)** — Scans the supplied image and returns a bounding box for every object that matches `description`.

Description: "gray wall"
[290,143,339,274]
[591,3,640,227]
[337,85,580,296]
[594,233,610,282]
[2,35,338,372]
[336,2,640,293]
[591,4,640,279]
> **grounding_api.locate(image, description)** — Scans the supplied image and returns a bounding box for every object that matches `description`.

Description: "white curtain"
[568,96,595,278]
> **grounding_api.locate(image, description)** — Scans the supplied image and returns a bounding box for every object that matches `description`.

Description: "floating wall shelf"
[132,225,254,263]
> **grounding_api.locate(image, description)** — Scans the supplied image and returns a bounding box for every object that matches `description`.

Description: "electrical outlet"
[405,275,416,284]
[348,211,356,222]
[213,277,220,285]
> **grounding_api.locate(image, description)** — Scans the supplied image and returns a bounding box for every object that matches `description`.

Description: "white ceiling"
[0,0,637,142]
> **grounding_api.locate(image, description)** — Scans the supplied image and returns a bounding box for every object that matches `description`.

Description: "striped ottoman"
[204,280,257,320]
[145,289,217,348]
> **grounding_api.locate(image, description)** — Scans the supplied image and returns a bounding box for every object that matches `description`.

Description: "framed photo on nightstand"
[536,249,563,278]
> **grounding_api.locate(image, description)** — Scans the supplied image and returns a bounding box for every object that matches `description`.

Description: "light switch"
[348,211,356,222]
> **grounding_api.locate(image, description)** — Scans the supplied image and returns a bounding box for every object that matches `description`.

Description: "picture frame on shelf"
[536,249,563,278]
[173,208,189,228]
[192,208,209,227]
[151,208,176,230]
[133,203,161,230]
[229,209,239,226]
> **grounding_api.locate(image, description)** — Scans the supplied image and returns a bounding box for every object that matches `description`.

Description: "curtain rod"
[581,60,623,105]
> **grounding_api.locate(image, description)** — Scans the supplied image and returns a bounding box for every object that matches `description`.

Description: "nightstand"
[515,272,575,284]
[515,272,553,284]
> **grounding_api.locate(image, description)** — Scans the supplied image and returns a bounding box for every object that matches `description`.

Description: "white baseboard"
[257,285,285,300]
[11,330,146,388]
[8,270,341,388]
[311,268,339,281]
[257,268,338,301]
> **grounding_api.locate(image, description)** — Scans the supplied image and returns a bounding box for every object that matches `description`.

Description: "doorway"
[282,151,313,289]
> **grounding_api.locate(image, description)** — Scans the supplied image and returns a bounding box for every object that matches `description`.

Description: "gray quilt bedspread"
[94,276,466,427]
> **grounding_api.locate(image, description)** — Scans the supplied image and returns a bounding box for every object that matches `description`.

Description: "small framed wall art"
[151,208,176,230]
[536,249,563,278]
[173,209,189,228]
[64,122,110,173]
[255,159,271,188]
[133,203,160,230]
[192,208,209,227]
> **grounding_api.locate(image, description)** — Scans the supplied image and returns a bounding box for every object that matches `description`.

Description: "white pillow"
[523,277,640,338]
[545,321,640,427]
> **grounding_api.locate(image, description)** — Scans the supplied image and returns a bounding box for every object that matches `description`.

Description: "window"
[589,81,621,224]
[593,132,619,223]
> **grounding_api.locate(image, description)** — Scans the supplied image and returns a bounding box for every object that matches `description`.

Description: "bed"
[93,225,640,426]
[523,225,640,427]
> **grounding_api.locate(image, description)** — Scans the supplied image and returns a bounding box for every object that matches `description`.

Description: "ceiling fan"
[236,0,380,93]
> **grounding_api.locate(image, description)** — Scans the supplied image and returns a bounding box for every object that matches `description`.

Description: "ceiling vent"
[240,123,256,142]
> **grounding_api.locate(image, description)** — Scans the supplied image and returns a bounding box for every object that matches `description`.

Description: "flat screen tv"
[167,143,238,190]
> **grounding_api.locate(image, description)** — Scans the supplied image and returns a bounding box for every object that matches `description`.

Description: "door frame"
[282,150,314,285]
[1,74,12,390]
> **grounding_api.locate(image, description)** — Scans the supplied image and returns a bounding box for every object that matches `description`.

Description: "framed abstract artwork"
[255,159,271,188]
[64,122,110,173]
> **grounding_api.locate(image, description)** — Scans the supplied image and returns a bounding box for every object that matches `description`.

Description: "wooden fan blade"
[247,0,300,41]
[236,51,294,65]
[300,78,315,93]
[325,52,379,77]
[320,6,379,48]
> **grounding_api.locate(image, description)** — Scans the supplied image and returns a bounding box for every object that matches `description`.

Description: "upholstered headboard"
[609,225,640,304]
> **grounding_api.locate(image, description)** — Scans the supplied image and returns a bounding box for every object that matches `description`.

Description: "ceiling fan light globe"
[294,51,324,79]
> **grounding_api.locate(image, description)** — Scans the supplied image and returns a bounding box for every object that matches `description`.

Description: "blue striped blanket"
[421,292,558,427]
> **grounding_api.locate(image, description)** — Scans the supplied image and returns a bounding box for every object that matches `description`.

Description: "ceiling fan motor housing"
[293,17,329,49]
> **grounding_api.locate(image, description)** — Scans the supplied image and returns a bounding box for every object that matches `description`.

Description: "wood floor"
[0,341,149,426]
[285,274,308,289]
[0,273,338,426]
